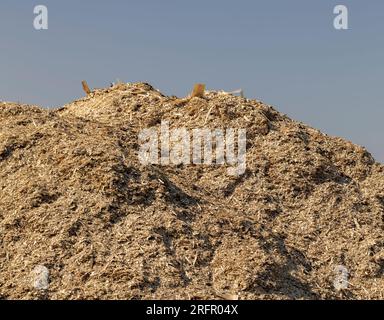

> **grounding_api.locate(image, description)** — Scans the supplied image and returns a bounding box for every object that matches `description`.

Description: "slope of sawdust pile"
[0,83,383,300]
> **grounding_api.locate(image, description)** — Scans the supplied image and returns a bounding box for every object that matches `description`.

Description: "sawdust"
[0,83,383,300]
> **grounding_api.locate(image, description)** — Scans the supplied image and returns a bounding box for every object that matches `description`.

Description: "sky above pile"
[1,0,383,162]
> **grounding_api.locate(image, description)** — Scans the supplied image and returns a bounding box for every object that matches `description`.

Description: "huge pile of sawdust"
[0,83,383,300]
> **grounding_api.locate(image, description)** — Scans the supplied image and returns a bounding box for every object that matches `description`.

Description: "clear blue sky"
[1,0,383,161]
